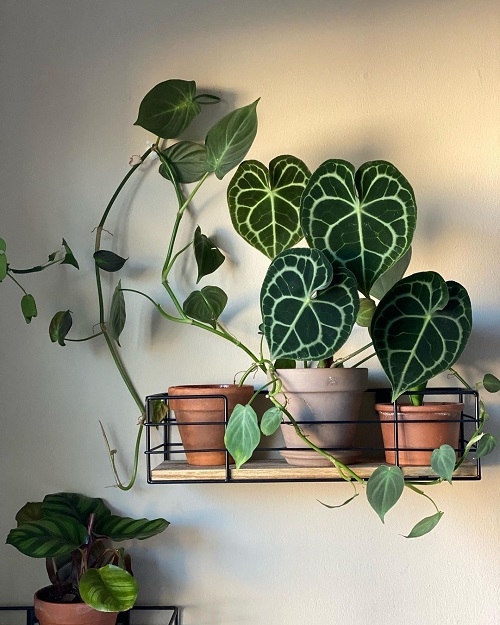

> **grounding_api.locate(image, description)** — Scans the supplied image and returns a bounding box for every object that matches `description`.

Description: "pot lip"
[375,402,465,412]
[34,586,84,607]
[168,383,254,392]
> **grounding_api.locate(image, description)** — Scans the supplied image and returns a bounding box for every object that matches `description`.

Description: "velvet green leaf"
[134,79,201,139]
[301,160,416,297]
[49,310,73,346]
[260,406,283,436]
[476,433,497,458]
[371,272,472,401]
[260,248,359,360]
[483,373,500,393]
[193,226,225,283]
[183,286,227,328]
[15,502,43,526]
[227,155,310,259]
[205,100,259,179]
[404,511,444,538]
[0,238,7,281]
[430,444,456,484]
[370,248,412,301]
[109,281,126,346]
[6,518,87,558]
[79,565,138,612]
[94,250,128,273]
[367,465,405,522]
[42,492,111,525]
[21,294,37,323]
[159,141,208,184]
[224,404,260,469]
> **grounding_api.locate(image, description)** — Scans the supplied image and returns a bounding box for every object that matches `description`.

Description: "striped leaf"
[6,518,87,558]
[95,515,169,541]
[227,155,310,259]
[42,492,111,525]
[301,160,416,297]
[79,565,138,612]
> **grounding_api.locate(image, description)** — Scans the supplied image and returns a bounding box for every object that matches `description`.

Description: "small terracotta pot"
[34,588,118,625]
[376,402,464,466]
[168,384,254,466]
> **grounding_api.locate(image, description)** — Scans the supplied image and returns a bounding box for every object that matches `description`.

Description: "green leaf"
[404,511,444,538]
[356,298,376,327]
[260,248,359,361]
[483,373,500,393]
[227,155,310,259]
[301,160,416,297]
[159,141,208,184]
[183,285,227,328]
[367,465,405,522]
[370,248,412,300]
[49,310,73,346]
[224,404,260,469]
[94,250,128,273]
[430,444,456,484]
[61,239,79,269]
[151,399,168,425]
[6,517,87,558]
[21,294,37,323]
[79,565,138,612]
[42,492,111,526]
[95,515,169,541]
[317,493,359,509]
[0,238,7,281]
[15,502,43,526]
[274,358,296,369]
[260,406,283,436]
[205,100,259,179]
[134,79,202,139]
[372,272,472,401]
[193,226,225,283]
[476,433,496,458]
[109,281,126,346]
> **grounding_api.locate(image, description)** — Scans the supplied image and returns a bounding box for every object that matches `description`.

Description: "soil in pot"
[35,587,118,625]
[376,402,464,466]
[168,384,254,466]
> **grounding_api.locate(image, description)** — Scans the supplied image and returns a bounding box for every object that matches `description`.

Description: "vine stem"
[6,272,28,295]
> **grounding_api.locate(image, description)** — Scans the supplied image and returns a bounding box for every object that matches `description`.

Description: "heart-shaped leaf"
[476,433,496,458]
[372,272,472,401]
[0,238,7,281]
[205,100,259,179]
[183,285,228,328]
[94,250,128,273]
[260,248,359,361]
[6,517,87,558]
[193,226,225,283]
[159,141,208,184]
[109,281,126,345]
[260,406,283,436]
[49,310,73,346]
[367,465,405,523]
[483,373,500,393]
[224,404,260,469]
[79,565,138,612]
[301,160,416,297]
[404,511,444,538]
[227,155,310,259]
[431,444,456,484]
[21,294,37,323]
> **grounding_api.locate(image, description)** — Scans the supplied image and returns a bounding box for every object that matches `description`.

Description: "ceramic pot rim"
[376,402,464,412]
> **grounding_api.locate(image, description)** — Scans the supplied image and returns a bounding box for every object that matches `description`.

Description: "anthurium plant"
[6,492,169,612]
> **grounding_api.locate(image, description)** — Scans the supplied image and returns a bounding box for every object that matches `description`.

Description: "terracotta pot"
[168,384,254,466]
[34,588,118,625]
[276,368,368,466]
[376,402,464,466]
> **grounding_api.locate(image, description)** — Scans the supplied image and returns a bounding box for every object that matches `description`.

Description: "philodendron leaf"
[0,238,7,281]
[430,444,456,484]
[60,239,79,269]
[21,294,37,323]
[370,248,412,301]
[183,286,227,328]
[227,155,311,259]
[260,248,359,361]
[404,511,444,538]
[483,373,500,393]
[194,226,225,283]
[135,79,204,139]
[159,141,208,184]
[205,99,259,179]
[476,433,497,458]
[356,298,376,327]
[94,250,128,273]
[224,404,260,469]
[49,310,73,346]
[42,492,111,525]
[109,281,126,346]
[367,465,405,522]
[301,160,416,297]
[15,502,42,525]
[371,272,472,401]
[79,565,138,612]
[260,406,283,436]
[6,518,87,558]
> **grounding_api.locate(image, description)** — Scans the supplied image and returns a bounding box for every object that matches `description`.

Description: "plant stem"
[6,272,28,294]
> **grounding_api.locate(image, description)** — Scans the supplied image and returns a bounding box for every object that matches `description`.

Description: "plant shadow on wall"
[1,79,498,537]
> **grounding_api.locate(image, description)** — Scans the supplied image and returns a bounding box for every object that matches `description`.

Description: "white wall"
[1,1,499,623]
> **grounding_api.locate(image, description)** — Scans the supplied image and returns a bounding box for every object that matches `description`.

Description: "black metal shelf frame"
[0,606,180,625]
[144,387,481,484]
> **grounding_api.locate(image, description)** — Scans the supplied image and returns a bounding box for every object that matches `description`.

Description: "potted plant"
[6,492,169,625]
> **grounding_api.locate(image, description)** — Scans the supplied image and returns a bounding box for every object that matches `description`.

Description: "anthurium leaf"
[61,239,79,269]
[404,511,444,538]
[430,444,456,484]
[274,358,296,369]
[371,272,472,401]
[260,406,283,436]
[0,238,7,281]
[183,286,227,328]
[95,515,169,541]
[227,155,310,259]
[159,141,208,184]
[366,465,404,522]
[21,294,37,323]
[476,433,497,458]
[49,310,73,346]
[6,518,87,558]
[15,502,43,526]
[94,250,128,273]
[370,248,412,301]
[193,226,225,283]
[260,248,359,361]
[79,565,138,612]
[301,160,416,297]
[42,493,111,525]
[224,404,260,469]
[483,373,500,393]
[356,298,376,327]
[134,79,202,139]
[205,100,259,179]
[109,281,126,346]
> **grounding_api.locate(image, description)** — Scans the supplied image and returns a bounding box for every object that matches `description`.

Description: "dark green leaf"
[193,226,225,283]
[370,248,412,300]
[94,250,128,273]
[260,406,283,436]
[367,465,404,522]
[404,511,444,538]
[430,444,456,484]
[476,433,497,458]
[183,286,227,328]
[95,515,169,541]
[61,239,79,269]
[109,281,126,346]
[224,404,260,469]
[0,238,7,281]
[483,373,500,393]
[205,100,259,179]
[21,294,37,323]
[274,359,296,369]
[6,518,87,558]
[42,492,111,525]
[49,310,73,346]
[356,298,376,327]
[15,502,42,526]
[317,493,359,509]
[79,565,138,612]
[159,141,208,184]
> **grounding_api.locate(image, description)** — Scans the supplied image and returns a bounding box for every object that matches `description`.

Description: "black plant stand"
[0,606,180,625]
